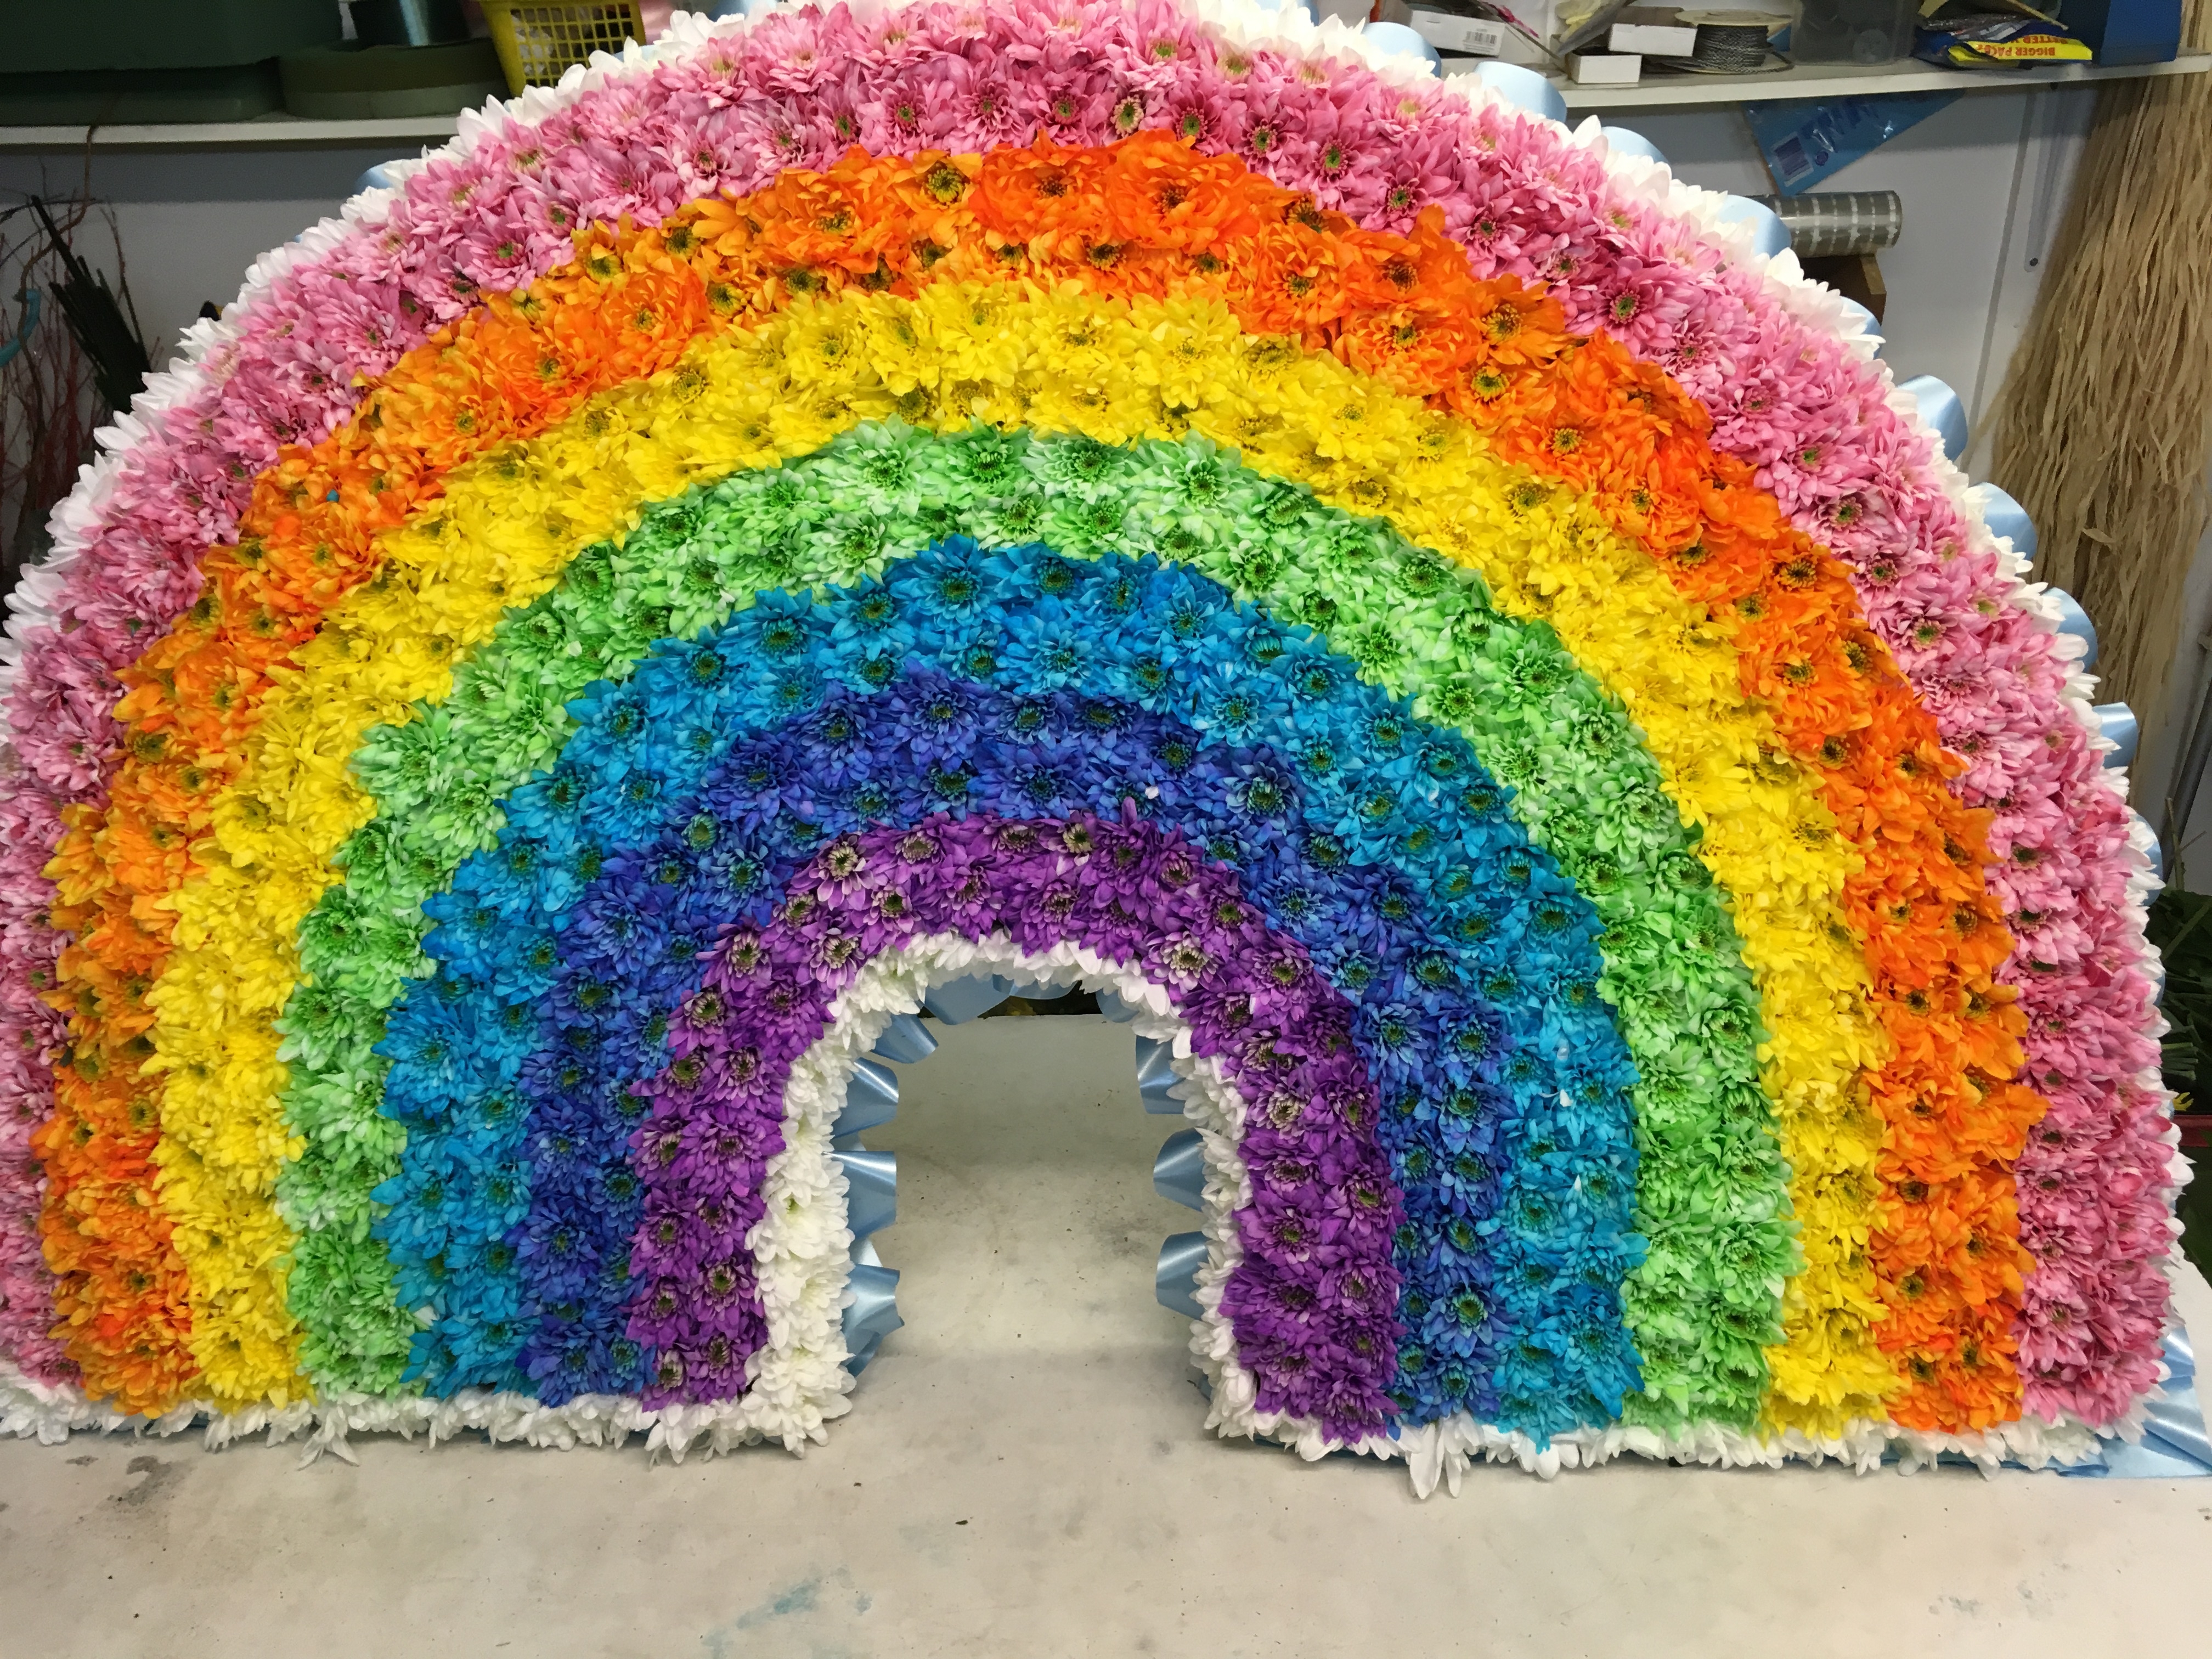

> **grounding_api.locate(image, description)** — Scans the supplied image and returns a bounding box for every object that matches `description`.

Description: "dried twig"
[0,188,138,603]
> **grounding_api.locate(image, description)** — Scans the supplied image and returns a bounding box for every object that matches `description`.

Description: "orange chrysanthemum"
[39,134,2047,1426]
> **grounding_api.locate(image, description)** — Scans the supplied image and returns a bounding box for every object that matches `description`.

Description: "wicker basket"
[480,1,644,93]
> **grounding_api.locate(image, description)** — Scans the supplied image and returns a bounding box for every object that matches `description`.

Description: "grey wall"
[1,145,405,359]
[0,90,2085,396]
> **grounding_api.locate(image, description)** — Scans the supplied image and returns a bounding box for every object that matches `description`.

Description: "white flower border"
[12,2,2174,1228]
[0,926,2174,1488]
[0,934,1276,1468]
[0,0,2187,1488]
[5,0,2162,1124]
[0,0,2132,774]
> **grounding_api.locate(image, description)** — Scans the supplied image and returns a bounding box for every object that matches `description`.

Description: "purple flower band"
[631,806,1404,1440]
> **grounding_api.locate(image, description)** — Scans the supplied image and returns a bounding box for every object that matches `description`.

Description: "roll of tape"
[2047,587,2098,670]
[1152,1129,1207,1212]
[1155,1231,1209,1319]
[1714,195,1792,261]
[1600,126,1667,166]
[1684,14,1781,70]
[1979,484,2039,562]
[2095,702,2140,769]
[870,1012,938,1064]
[1474,59,1568,125]
[1899,374,1967,465]
[1362,20,1444,71]
[921,973,1011,1024]
[1746,190,1901,258]
[1135,1034,1184,1115]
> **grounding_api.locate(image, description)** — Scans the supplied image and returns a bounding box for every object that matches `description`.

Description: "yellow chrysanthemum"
[140,285,1890,1421]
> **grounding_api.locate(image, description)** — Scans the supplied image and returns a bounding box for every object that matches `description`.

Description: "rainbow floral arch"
[0,0,2180,1489]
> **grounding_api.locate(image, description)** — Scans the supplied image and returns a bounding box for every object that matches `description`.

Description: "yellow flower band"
[128,282,1887,1422]
[48,145,2041,1441]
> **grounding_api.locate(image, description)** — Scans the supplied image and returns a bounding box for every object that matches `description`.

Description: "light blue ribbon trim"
[2095,702,2140,769]
[2059,1321,2212,1479]
[1833,296,1883,358]
[1153,1129,1206,1212]
[870,1012,939,1064]
[1899,373,1967,464]
[834,1052,902,1373]
[1980,484,2039,562]
[1716,195,1792,260]
[843,1243,904,1375]
[834,1148,898,1242]
[1474,59,1568,124]
[922,973,1013,1024]
[1156,1232,1209,1321]
[353,160,410,194]
[833,1057,900,1145]
[1601,127,1666,166]
[2136,809,2166,881]
[1134,1035,1182,1116]
[2046,588,2098,669]
[1362,20,1443,71]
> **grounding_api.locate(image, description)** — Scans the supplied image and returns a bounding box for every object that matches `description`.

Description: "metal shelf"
[0,111,468,152]
[0,53,2204,148]
[1558,50,2212,110]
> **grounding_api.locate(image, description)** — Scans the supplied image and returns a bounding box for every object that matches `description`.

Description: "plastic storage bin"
[1791,0,1917,63]
[481,2,646,93]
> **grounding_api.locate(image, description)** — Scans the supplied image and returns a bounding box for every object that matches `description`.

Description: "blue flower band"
[370,542,1644,1442]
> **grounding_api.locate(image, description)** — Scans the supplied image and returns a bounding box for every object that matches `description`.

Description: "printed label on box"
[1408,10,1507,53]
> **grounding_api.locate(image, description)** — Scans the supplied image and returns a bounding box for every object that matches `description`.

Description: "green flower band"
[276,422,1795,1425]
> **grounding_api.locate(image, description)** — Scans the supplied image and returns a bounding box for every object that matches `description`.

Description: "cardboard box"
[1609,8,1701,53]
[1568,49,1644,79]
[2057,0,2180,65]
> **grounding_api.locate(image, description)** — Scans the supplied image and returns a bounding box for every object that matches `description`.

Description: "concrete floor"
[3,1014,2210,1657]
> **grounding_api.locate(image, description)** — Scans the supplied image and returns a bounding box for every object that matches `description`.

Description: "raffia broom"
[1990,0,2212,733]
